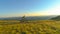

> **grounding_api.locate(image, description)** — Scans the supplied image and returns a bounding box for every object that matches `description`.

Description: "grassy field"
[0,20,60,34]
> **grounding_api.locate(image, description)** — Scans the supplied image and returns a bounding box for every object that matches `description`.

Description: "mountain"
[26,15,57,20]
[51,15,60,20]
[0,15,57,20]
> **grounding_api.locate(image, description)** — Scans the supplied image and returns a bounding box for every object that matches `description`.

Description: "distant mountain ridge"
[0,15,57,20]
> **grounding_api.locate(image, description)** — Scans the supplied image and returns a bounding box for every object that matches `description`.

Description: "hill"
[51,16,60,20]
[0,20,60,34]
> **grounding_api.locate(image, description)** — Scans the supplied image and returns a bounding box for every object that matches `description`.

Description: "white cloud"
[40,5,60,15]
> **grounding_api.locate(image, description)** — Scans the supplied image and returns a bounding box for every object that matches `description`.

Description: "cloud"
[22,5,60,16]
[40,5,60,15]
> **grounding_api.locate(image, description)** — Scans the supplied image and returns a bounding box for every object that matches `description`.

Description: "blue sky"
[0,0,60,17]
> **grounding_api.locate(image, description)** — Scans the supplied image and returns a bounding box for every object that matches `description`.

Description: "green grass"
[0,20,60,34]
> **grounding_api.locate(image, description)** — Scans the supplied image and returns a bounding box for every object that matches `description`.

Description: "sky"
[0,0,60,17]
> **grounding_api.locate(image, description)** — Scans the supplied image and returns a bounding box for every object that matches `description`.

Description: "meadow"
[0,20,60,34]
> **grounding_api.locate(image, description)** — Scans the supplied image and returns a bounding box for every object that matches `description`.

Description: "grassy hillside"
[51,16,60,20]
[0,20,60,34]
